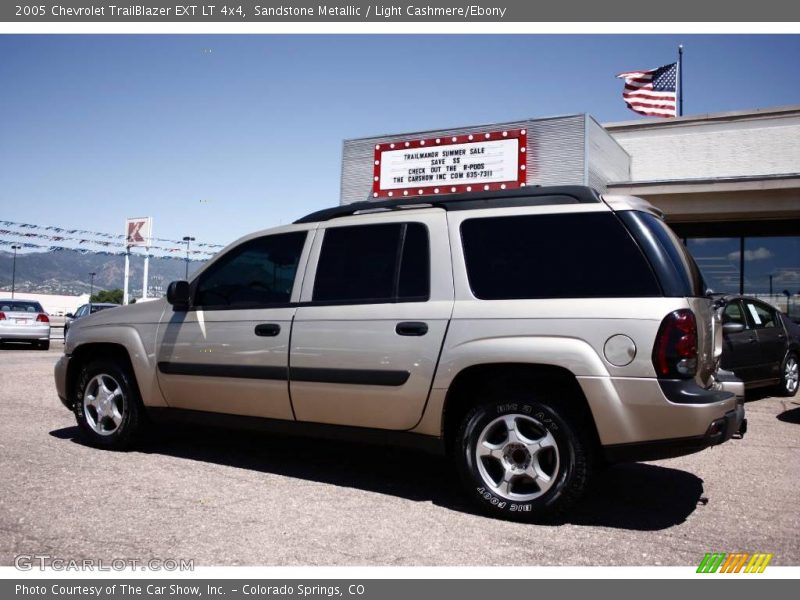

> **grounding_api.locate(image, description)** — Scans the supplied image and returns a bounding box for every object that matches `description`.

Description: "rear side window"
[194,231,306,308]
[460,212,660,300]
[619,211,705,297]
[743,300,777,329]
[638,212,705,296]
[313,223,430,303]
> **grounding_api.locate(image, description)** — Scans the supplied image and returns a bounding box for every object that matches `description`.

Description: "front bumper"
[54,354,71,409]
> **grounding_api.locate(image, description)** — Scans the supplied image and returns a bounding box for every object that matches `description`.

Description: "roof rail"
[294,185,601,224]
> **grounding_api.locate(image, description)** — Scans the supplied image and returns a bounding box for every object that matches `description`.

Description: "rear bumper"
[602,371,746,463]
[0,324,50,341]
[603,403,745,462]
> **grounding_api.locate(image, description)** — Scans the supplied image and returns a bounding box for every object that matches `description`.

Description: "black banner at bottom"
[3,579,790,600]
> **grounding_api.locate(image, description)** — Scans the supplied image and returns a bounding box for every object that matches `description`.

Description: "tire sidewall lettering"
[461,400,577,517]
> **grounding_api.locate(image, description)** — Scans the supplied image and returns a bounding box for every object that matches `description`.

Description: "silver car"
[0,299,51,350]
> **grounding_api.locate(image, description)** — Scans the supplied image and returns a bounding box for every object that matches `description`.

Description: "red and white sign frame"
[372,129,528,199]
[125,217,153,248]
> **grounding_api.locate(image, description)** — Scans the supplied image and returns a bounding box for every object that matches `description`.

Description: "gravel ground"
[1,341,798,566]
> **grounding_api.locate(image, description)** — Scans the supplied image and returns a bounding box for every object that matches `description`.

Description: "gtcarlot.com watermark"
[14,554,194,571]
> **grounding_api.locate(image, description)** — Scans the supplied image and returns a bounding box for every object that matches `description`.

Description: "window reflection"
[684,235,800,321]
[686,238,741,295]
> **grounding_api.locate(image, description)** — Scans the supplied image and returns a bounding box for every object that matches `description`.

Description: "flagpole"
[677,44,684,117]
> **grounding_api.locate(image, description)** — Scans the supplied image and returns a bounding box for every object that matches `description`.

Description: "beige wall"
[606,107,800,183]
[2,292,90,316]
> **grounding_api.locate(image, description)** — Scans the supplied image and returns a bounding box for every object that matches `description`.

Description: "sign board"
[125,217,153,247]
[372,129,527,199]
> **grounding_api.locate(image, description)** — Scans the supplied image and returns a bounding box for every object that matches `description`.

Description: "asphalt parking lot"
[1,341,798,567]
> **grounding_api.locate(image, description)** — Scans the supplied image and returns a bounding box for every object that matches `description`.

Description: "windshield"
[0,301,44,313]
[90,305,117,314]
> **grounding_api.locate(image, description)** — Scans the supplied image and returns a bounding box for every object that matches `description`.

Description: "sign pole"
[142,221,152,300]
[125,216,153,303]
[123,246,130,305]
[677,44,684,117]
[142,249,149,300]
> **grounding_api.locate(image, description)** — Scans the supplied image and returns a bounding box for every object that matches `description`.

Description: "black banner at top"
[3,0,799,22]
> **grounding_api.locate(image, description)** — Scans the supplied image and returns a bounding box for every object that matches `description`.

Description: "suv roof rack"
[294,185,602,224]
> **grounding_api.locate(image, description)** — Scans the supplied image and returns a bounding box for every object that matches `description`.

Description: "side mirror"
[65,313,74,319]
[167,281,191,310]
[722,322,745,335]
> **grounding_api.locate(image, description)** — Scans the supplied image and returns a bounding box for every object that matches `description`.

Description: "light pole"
[182,236,195,280]
[89,272,96,302]
[10,244,21,299]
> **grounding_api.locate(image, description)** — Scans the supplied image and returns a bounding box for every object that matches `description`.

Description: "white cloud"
[726,247,774,262]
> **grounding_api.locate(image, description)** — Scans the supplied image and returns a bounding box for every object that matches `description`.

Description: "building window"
[684,235,800,320]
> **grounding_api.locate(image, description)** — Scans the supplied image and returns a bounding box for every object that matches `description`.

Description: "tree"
[90,288,124,304]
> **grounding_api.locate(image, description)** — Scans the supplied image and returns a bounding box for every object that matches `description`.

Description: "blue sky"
[1,34,799,250]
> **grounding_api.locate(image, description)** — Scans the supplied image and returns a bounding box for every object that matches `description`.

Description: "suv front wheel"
[455,395,591,521]
[74,359,143,449]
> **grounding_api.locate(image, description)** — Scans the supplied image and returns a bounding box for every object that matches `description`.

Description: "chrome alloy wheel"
[474,414,560,501]
[83,374,126,436]
[785,356,799,394]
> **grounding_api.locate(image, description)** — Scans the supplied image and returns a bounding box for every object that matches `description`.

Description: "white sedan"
[0,299,51,350]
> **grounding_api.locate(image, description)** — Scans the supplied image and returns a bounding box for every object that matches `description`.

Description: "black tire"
[37,340,50,351]
[455,394,591,522]
[73,358,143,450]
[777,352,799,397]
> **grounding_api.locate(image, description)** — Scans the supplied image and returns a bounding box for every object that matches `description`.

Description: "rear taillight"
[653,309,697,379]
[0,311,5,320]
[36,313,50,323]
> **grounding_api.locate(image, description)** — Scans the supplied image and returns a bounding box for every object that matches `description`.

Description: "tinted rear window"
[313,222,430,304]
[0,301,44,313]
[460,212,660,300]
[633,212,705,297]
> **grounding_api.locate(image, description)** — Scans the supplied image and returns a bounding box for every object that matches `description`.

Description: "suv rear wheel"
[455,394,591,521]
[74,359,143,449]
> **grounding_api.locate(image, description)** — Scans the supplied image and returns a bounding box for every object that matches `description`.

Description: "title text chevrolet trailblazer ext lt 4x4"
[55,186,745,521]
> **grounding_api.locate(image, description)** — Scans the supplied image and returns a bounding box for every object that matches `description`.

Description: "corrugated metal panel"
[340,115,589,205]
[586,117,631,192]
[527,114,586,189]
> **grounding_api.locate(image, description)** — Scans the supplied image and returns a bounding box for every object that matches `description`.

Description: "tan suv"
[55,186,745,521]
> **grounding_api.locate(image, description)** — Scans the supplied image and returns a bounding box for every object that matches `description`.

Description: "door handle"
[396,321,428,336]
[255,323,281,337]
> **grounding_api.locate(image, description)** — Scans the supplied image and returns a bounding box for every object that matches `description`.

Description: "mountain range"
[0,249,208,297]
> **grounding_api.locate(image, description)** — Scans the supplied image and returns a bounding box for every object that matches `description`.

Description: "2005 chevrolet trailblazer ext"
[55,186,746,520]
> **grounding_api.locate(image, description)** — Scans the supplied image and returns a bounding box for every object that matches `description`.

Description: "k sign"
[125,217,153,247]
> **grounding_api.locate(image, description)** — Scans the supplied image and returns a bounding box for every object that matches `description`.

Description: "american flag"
[617,62,678,118]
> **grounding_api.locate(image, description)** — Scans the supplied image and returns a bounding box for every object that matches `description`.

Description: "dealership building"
[340,104,800,313]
